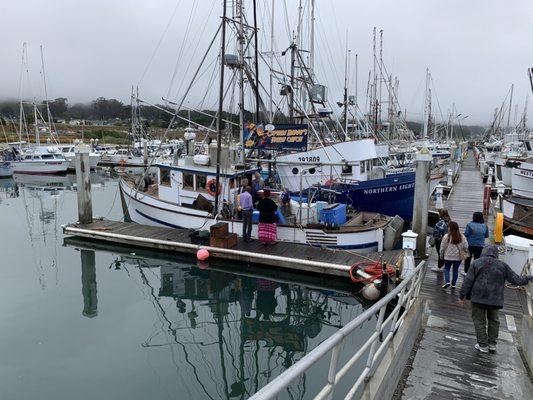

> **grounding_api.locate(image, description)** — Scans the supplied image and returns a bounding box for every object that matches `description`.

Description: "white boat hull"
[10,160,70,175]
[0,162,13,177]
[65,153,101,170]
[119,179,384,253]
[512,162,533,199]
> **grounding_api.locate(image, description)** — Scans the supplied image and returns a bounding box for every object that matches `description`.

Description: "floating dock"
[62,219,403,278]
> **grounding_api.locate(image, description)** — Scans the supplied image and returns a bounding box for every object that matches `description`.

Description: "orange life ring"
[206,179,221,196]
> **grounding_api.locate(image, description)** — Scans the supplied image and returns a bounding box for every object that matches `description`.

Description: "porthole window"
[292,167,299,175]
[309,168,316,174]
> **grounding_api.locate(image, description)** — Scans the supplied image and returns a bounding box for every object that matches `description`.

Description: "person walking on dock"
[459,244,533,353]
[463,211,489,274]
[431,209,450,272]
[240,186,253,242]
[439,221,469,289]
[256,189,277,245]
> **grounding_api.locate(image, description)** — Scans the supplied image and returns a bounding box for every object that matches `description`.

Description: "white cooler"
[504,235,533,275]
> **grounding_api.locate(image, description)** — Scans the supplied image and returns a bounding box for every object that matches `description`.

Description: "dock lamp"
[496,182,505,210]
[435,184,445,210]
[401,230,418,279]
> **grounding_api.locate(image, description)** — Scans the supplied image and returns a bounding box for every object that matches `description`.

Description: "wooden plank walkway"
[397,152,533,399]
[62,219,402,278]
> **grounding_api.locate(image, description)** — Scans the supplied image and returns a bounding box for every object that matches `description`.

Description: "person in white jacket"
[439,221,469,289]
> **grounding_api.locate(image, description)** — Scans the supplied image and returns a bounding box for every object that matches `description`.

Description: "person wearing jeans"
[239,186,254,242]
[464,211,489,273]
[459,245,533,353]
[439,221,468,289]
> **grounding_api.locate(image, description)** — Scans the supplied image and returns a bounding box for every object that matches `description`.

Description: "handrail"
[524,260,533,317]
[248,260,426,400]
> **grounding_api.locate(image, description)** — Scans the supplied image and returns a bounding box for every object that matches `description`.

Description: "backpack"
[433,219,448,240]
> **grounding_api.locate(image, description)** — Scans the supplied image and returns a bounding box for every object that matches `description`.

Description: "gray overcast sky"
[1,0,532,125]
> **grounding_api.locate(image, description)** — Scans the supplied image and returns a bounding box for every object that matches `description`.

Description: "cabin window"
[195,174,207,192]
[183,173,194,189]
[360,161,366,174]
[160,168,171,187]
[342,165,352,175]
[41,154,54,160]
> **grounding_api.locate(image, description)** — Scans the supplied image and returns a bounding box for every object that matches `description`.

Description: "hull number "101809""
[298,156,320,163]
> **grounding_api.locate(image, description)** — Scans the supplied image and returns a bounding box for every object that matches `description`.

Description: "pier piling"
[75,144,93,224]
[412,149,432,258]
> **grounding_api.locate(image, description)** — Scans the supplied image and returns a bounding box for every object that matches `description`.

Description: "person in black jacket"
[459,245,533,354]
[256,189,277,244]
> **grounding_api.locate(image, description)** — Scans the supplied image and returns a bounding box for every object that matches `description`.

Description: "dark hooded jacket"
[460,245,532,308]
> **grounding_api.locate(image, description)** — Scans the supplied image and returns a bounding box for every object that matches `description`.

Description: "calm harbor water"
[0,171,375,400]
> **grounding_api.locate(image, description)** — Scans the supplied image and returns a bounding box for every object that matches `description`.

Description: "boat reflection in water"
[75,246,374,400]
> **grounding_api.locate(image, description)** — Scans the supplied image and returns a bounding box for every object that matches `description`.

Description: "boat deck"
[62,219,403,277]
[395,152,533,399]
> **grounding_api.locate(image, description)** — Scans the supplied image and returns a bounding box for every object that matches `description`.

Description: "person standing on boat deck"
[235,178,249,218]
[459,245,533,354]
[431,209,450,272]
[464,211,489,274]
[251,172,264,204]
[240,186,253,242]
[439,221,469,289]
[256,189,278,245]
[280,187,291,217]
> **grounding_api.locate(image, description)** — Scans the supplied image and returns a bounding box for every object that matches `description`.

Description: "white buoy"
[362,283,380,300]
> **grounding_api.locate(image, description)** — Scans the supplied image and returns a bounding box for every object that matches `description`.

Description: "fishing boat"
[511,159,533,199]
[119,144,402,252]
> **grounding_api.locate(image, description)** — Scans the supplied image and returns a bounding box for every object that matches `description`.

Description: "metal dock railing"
[248,260,426,400]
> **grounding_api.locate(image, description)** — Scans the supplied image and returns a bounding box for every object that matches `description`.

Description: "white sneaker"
[431,267,442,272]
[475,343,489,353]
[489,344,496,354]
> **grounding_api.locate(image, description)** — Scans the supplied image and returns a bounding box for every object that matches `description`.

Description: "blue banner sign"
[243,123,308,151]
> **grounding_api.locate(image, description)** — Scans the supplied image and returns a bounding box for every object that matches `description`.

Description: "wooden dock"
[62,219,402,278]
[395,152,533,399]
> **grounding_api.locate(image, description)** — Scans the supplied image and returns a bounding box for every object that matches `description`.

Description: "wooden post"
[75,144,93,224]
[142,139,148,166]
[81,249,98,318]
[412,149,432,258]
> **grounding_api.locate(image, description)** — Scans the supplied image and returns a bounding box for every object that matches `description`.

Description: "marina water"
[0,172,377,400]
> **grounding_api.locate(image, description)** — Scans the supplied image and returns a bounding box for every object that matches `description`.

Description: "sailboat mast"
[33,103,40,146]
[40,45,54,136]
[236,0,245,164]
[214,0,228,215]
[18,43,27,149]
[506,83,514,130]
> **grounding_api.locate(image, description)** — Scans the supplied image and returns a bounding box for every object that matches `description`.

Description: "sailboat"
[7,44,70,175]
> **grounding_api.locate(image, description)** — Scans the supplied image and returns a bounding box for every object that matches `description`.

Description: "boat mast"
[422,68,430,139]
[310,0,315,73]
[252,0,260,123]
[214,0,228,215]
[506,83,514,131]
[40,45,55,138]
[18,43,27,150]
[33,102,40,146]
[269,0,275,123]
[236,0,245,164]
[343,43,349,135]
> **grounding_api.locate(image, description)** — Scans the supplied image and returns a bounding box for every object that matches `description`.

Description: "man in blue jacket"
[459,245,533,354]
